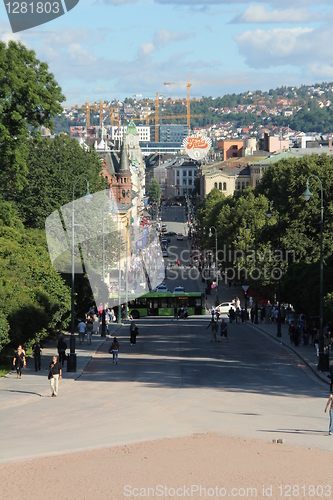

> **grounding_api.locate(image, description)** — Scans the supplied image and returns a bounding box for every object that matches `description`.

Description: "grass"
[0,364,12,378]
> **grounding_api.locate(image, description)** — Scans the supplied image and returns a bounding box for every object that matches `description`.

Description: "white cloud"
[231,5,323,24]
[138,43,155,56]
[234,27,314,68]
[153,29,194,46]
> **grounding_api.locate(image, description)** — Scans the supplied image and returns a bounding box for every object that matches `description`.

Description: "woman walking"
[325,391,333,435]
[109,336,119,364]
[13,345,26,379]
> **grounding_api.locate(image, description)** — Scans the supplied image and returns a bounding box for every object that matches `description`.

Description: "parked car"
[177,233,183,240]
[162,250,169,258]
[215,302,236,316]
[161,238,169,247]
[156,283,168,292]
[173,286,185,293]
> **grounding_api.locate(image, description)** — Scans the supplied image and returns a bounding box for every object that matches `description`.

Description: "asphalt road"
[0,206,332,463]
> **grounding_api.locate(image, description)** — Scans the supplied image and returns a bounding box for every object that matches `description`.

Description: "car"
[156,283,168,292]
[177,233,183,240]
[161,225,167,233]
[162,250,169,258]
[161,238,169,247]
[173,286,185,293]
[215,302,236,316]
[164,231,176,237]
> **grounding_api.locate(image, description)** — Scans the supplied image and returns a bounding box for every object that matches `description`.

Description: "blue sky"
[1,0,333,105]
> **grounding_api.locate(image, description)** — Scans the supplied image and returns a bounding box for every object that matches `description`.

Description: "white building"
[110,125,150,143]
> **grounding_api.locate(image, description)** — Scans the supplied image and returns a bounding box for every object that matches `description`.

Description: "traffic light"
[244,290,248,300]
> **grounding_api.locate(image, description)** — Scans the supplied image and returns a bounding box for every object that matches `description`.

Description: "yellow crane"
[164,74,252,133]
[76,97,110,128]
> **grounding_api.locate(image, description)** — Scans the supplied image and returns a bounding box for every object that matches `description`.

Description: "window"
[232,152,238,157]
[232,145,238,149]
[176,170,180,177]
[242,182,245,189]
[237,183,240,189]
[218,182,222,190]
[183,180,187,186]
[214,182,217,188]
[223,182,227,190]
[246,182,249,187]
[188,179,192,185]
[188,170,192,176]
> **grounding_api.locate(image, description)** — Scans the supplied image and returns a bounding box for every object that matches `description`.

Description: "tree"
[148,179,161,202]
[0,41,65,197]
[14,134,107,229]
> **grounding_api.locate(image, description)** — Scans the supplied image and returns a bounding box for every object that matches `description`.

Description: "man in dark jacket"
[57,337,67,366]
[33,338,42,371]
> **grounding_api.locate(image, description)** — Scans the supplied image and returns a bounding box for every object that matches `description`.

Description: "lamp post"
[69,177,92,372]
[101,200,112,337]
[117,213,122,324]
[302,175,325,370]
[245,221,258,324]
[125,220,131,321]
[266,203,282,337]
[209,226,219,305]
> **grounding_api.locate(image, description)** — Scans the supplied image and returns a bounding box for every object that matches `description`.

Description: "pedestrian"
[220,319,228,343]
[86,318,93,345]
[13,345,26,379]
[109,336,120,364]
[206,318,218,342]
[130,321,138,345]
[78,319,86,344]
[325,391,333,435]
[92,314,99,337]
[57,336,67,366]
[33,337,42,371]
[48,355,62,397]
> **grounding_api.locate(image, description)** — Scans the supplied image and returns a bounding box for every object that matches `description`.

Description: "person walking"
[48,355,62,397]
[220,319,228,343]
[325,391,333,435]
[92,314,99,337]
[109,336,119,364]
[130,321,138,345]
[78,319,86,344]
[13,345,26,379]
[57,336,67,366]
[33,338,42,371]
[206,318,218,342]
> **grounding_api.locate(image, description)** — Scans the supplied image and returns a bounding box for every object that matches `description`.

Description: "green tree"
[148,179,161,202]
[0,41,64,197]
[14,134,107,229]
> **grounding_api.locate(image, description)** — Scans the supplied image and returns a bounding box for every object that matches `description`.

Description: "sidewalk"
[249,320,331,386]
[0,323,122,407]
[203,282,331,387]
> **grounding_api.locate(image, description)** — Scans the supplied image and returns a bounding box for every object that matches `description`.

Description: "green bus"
[126,291,205,319]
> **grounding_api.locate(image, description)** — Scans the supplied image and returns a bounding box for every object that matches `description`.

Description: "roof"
[125,119,139,136]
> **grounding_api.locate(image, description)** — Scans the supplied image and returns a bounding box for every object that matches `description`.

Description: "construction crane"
[164,74,252,133]
[76,97,110,128]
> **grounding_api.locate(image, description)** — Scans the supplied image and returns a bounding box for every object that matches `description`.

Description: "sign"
[182,134,212,161]
[242,285,249,292]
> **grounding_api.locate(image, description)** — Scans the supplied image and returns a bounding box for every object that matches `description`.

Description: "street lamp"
[245,221,258,324]
[101,199,112,337]
[69,177,92,372]
[266,203,282,337]
[302,175,325,370]
[209,226,219,305]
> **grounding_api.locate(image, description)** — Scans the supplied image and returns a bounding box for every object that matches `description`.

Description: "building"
[165,158,200,199]
[217,139,244,161]
[110,124,150,143]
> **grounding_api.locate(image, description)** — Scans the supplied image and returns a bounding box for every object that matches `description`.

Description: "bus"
[126,291,205,319]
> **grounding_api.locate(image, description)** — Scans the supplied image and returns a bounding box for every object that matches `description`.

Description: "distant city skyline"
[0,1,332,106]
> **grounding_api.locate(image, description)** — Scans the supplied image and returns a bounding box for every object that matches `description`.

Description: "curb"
[249,322,330,386]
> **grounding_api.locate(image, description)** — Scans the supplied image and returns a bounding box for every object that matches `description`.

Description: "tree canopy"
[148,178,161,202]
[0,41,64,198]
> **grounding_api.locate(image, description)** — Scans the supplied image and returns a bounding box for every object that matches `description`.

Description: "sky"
[1,0,333,106]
